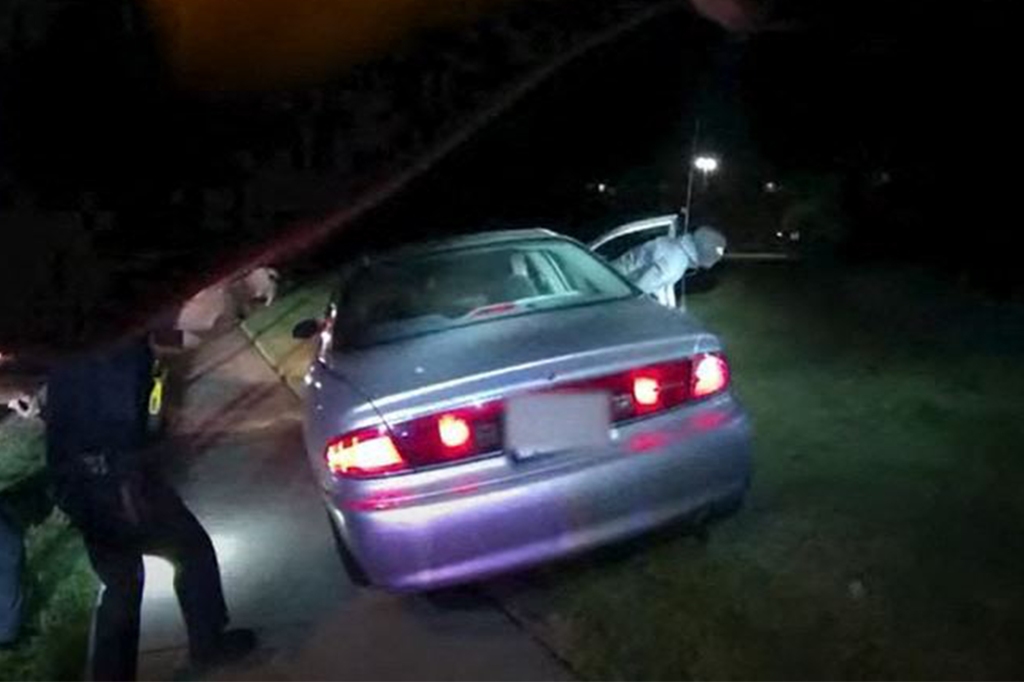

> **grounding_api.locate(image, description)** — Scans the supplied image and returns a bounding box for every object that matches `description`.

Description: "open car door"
[589,214,680,308]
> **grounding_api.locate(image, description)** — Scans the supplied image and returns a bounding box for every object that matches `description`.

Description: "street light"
[694,156,720,174]
[683,154,720,233]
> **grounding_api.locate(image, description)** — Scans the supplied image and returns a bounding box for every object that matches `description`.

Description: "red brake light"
[390,401,504,468]
[632,376,661,407]
[692,353,729,398]
[331,354,728,477]
[438,414,472,449]
[325,427,406,477]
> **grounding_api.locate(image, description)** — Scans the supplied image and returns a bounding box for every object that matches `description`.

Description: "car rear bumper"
[327,395,752,591]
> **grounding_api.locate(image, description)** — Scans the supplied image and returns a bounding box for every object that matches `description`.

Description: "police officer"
[0,266,276,679]
[45,335,255,681]
[44,269,277,681]
[613,226,727,308]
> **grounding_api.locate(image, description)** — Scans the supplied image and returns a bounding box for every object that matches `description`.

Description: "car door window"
[593,224,672,262]
[333,239,635,347]
[591,219,678,308]
[527,251,570,293]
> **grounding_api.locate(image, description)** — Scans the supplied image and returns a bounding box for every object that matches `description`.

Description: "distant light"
[597,182,607,193]
[776,231,784,238]
[764,181,777,192]
[694,156,720,173]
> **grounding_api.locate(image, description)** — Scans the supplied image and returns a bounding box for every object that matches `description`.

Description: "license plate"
[505,392,611,458]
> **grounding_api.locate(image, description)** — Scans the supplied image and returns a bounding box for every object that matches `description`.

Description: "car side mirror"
[292,319,321,340]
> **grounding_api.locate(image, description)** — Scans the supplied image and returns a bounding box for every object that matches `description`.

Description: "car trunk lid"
[325,297,714,421]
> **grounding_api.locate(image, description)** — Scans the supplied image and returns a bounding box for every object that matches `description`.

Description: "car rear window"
[333,238,635,346]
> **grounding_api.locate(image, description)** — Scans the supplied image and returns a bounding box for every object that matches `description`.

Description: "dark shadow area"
[488,488,741,599]
[3,0,1008,358]
[412,585,497,613]
[0,472,53,530]
[0,0,704,356]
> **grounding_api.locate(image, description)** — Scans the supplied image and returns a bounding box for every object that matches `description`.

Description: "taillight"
[692,353,729,398]
[326,354,729,478]
[628,361,692,417]
[327,405,502,478]
[437,414,472,449]
[325,427,407,478]
[391,401,504,468]
[632,377,661,407]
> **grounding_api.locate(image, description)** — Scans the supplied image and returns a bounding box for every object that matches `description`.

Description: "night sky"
[358,0,1009,246]
[0,0,1015,354]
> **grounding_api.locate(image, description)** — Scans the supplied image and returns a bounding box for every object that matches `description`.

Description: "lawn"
[0,418,96,681]
[234,259,1024,678]
[492,261,1024,679]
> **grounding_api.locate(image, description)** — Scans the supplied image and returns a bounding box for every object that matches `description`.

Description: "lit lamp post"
[682,154,720,234]
[694,155,720,175]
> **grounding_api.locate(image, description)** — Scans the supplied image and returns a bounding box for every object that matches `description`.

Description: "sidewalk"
[137,327,571,681]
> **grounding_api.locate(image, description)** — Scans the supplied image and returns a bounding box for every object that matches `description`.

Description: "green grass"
[240,276,333,393]
[0,513,96,681]
[0,420,96,681]
[497,262,1024,679]
[0,420,45,493]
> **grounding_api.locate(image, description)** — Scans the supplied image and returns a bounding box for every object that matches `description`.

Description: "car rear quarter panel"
[302,360,386,491]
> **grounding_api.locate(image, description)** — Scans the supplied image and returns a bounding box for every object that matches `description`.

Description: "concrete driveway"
[137,330,570,680]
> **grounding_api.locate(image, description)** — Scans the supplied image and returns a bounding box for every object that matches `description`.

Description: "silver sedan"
[296,229,752,591]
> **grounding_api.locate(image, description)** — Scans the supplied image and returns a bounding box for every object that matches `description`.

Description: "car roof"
[369,228,568,263]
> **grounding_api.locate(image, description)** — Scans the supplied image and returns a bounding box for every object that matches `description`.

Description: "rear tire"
[325,508,371,587]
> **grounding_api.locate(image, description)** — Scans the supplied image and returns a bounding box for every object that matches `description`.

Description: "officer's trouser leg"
[84,541,143,681]
[142,483,228,661]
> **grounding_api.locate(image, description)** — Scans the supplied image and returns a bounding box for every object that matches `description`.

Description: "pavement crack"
[480,586,581,681]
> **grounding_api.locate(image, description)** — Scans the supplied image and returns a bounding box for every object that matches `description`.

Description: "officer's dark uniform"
[46,338,229,681]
